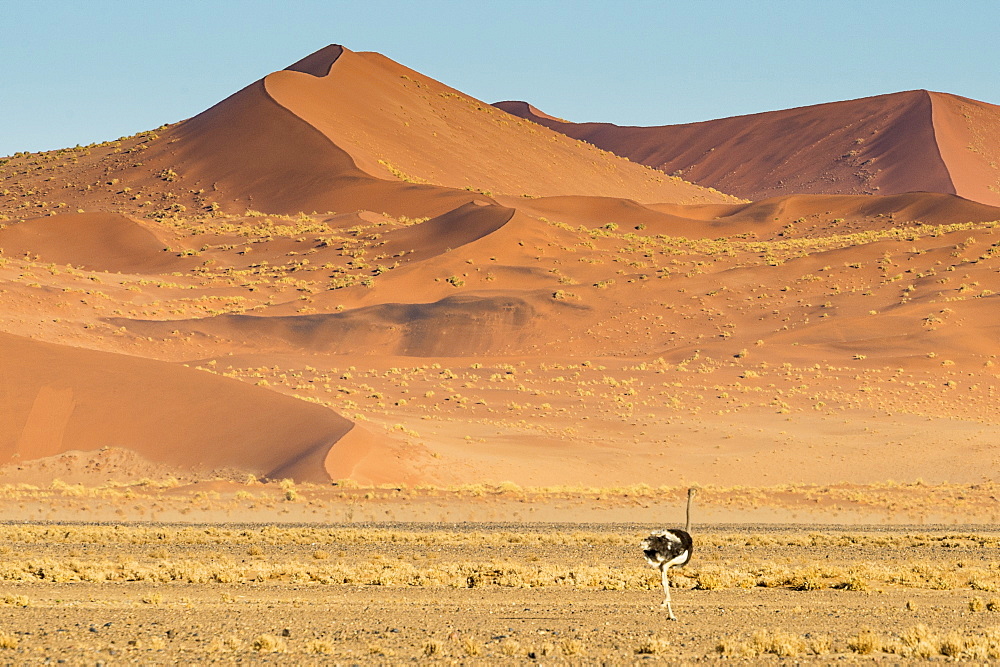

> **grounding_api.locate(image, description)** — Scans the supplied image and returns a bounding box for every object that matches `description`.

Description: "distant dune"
[76,45,734,220]
[495,91,1000,206]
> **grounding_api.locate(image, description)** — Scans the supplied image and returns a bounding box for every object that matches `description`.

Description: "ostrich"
[641,487,696,620]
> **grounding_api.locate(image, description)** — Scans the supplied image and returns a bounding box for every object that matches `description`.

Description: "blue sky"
[3,0,998,156]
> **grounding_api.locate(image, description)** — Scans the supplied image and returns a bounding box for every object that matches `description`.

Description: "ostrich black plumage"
[641,488,696,620]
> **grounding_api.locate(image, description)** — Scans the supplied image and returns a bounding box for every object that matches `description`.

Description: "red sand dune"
[509,191,1000,240]
[103,44,733,220]
[0,332,363,482]
[0,212,189,274]
[495,91,1000,206]
[375,200,515,263]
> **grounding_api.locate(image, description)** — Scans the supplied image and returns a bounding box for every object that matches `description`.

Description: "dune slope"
[0,212,188,274]
[0,332,357,482]
[930,92,1000,206]
[496,91,1000,206]
[259,46,733,204]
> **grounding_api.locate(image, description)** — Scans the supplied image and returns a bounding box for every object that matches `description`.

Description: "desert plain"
[2,44,1000,662]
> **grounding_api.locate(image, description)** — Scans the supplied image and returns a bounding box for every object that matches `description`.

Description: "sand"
[0,43,997,493]
[497,90,1000,206]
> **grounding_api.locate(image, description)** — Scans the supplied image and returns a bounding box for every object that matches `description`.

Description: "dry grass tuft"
[252,634,286,652]
[0,595,28,607]
[422,638,443,657]
[460,636,481,656]
[499,638,522,656]
[718,629,828,658]
[635,637,670,654]
[560,638,585,656]
[844,625,1000,660]
[847,628,881,654]
[206,635,242,652]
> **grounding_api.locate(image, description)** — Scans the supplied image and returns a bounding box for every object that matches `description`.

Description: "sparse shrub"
[423,638,443,656]
[0,631,17,649]
[895,624,939,659]
[808,634,832,654]
[789,570,825,591]
[836,575,868,591]
[461,637,482,656]
[536,642,556,656]
[307,639,334,654]
[499,639,522,656]
[971,596,986,612]
[560,638,584,655]
[497,480,523,495]
[252,634,287,652]
[847,629,880,654]
[940,631,966,658]
[694,566,752,589]
[716,637,744,656]
[747,629,807,657]
[635,637,670,654]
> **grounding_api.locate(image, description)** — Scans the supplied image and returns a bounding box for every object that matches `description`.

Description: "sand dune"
[496,91,1000,206]
[111,291,587,357]
[1,45,999,487]
[0,212,189,274]
[508,191,1000,240]
[0,45,734,228]
[0,332,360,482]
[145,75,477,219]
[375,201,515,263]
[931,92,1000,206]
[261,46,733,204]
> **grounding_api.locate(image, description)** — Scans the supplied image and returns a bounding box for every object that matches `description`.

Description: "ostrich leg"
[660,565,676,620]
